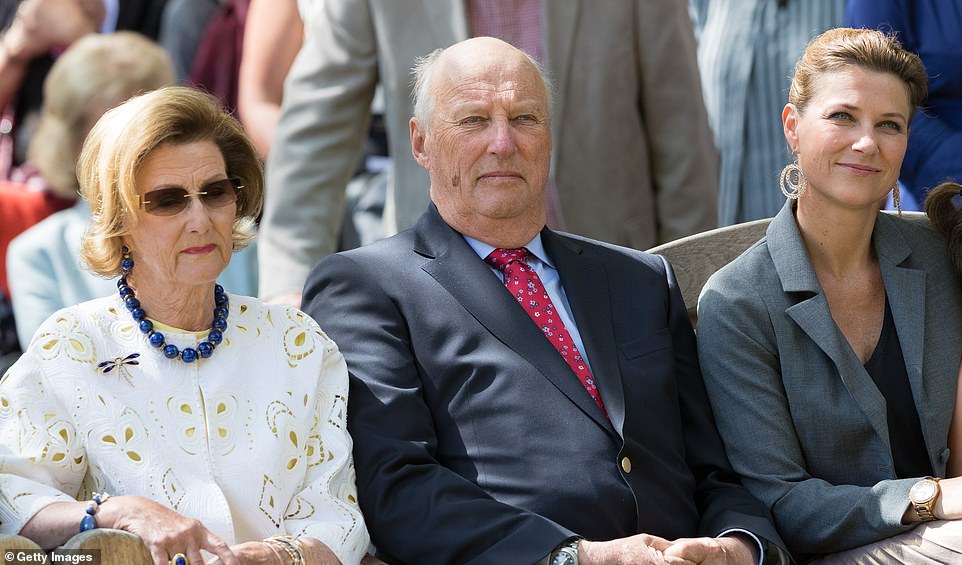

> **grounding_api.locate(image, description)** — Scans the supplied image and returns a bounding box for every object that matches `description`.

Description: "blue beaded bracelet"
[79,492,110,532]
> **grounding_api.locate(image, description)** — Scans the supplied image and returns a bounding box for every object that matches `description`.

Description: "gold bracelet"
[264,536,305,565]
[265,539,298,565]
[263,539,287,565]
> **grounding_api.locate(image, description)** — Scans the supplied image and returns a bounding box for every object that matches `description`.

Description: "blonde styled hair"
[79,86,263,278]
[28,32,175,199]
[789,27,927,115]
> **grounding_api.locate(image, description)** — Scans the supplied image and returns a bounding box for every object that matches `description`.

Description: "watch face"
[911,479,938,502]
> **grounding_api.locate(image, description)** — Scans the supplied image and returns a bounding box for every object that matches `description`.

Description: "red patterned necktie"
[485,248,606,415]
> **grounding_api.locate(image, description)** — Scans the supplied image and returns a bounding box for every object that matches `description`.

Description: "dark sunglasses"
[138,177,242,216]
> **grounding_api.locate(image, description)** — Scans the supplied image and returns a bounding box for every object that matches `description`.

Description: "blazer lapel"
[415,208,616,436]
[422,0,469,45]
[769,203,890,450]
[543,230,626,438]
[875,214,945,470]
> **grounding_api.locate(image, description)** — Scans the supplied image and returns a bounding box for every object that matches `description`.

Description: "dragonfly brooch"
[97,353,140,385]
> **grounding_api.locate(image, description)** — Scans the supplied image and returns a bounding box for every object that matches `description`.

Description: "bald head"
[412,37,553,131]
[408,36,554,248]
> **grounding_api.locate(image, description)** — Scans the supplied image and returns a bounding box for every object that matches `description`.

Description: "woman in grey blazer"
[698,28,962,563]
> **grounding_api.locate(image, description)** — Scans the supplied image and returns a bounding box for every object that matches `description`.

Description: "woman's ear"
[782,103,800,153]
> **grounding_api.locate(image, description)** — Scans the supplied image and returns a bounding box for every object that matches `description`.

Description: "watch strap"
[912,477,941,522]
[548,537,581,565]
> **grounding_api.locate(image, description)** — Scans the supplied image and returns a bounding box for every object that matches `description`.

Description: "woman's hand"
[206,538,342,565]
[934,476,962,521]
[298,537,341,565]
[97,495,238,565]
[207,541,283,565]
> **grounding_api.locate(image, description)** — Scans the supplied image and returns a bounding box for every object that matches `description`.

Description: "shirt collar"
[462,232,554,269]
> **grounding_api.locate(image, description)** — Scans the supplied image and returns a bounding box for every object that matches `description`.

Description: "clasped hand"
[579,533,757,565]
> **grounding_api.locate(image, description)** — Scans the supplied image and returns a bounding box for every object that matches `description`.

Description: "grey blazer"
[697,202,962,560]
[258,0,718,299]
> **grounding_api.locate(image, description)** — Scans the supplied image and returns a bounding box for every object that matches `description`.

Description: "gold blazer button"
[621,456,632,473]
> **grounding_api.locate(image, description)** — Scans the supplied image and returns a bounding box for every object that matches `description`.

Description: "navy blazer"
[302,205,784,564]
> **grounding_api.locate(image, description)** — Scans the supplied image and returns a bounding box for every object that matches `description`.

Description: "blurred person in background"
[158,0,221,83]
[690,0,845,225]
[847,0,962,211]
[237,0,386,254]
[237,0,301,159]
[0,0,165,178]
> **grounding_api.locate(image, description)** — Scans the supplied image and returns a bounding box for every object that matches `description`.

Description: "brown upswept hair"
[79,86,263,278]
[790,27,928,116]
[28,32,175,199]
[925,182,962,277]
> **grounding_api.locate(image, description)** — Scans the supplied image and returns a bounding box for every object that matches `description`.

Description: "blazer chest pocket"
[618,328,673,360]
[618,328,677,400]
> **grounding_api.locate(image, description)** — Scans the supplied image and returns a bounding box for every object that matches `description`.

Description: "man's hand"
[579,534,695,565]
[663,535,757,565]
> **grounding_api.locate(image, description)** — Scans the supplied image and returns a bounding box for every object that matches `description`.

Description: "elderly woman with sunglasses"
[0,87,369,565]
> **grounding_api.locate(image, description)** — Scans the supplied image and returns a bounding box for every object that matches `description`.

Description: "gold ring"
[170,553,189,565]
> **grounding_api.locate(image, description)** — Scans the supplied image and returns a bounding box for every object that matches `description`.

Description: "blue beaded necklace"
[118,246,228,363]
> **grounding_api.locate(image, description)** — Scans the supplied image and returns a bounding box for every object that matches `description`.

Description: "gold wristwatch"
[909,477,941,521]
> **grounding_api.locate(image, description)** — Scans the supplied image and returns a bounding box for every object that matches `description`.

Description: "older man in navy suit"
[302,37,787,565]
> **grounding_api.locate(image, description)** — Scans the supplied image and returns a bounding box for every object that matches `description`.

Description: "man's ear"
[782,103,800,152]
[410,117,429,169]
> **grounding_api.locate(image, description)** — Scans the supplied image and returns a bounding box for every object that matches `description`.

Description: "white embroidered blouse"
[0,294,369,564]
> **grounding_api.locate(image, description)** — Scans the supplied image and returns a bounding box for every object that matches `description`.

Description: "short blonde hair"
[79,86,263,278]
[790,28,927,115]
[28,32,175,199]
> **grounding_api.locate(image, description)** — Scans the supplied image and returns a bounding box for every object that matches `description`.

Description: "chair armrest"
[0,533,43,551]
[55,528,151,565]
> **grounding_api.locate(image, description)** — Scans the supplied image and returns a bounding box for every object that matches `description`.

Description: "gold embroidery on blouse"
[282,310,321,368]
[258,474,282,528]
[266,400,301,472]
[167,395,202,455]
[207,394,238,456]
[34,314,97,365]
[284,494,316,520]
[162,467,186,509]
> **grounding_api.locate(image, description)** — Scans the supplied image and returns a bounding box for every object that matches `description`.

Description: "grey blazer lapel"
[421,0,468,45]
[875,214,946,470]
[542,229,626,438]
[768,204,890,450]
[415,208,616,437]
